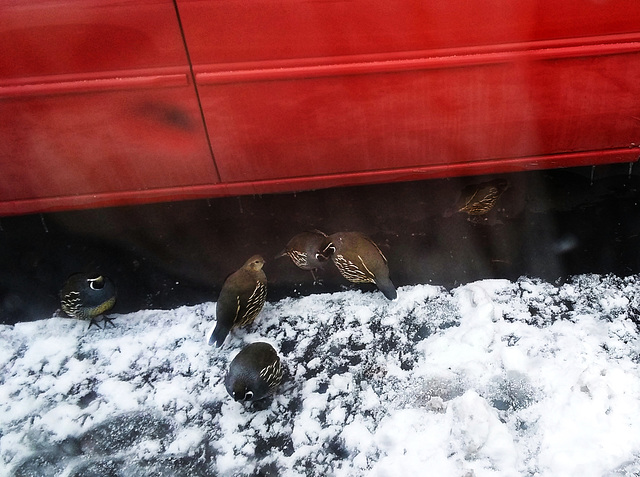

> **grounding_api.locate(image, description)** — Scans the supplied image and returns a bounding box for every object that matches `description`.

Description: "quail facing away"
[328,231,397,300]
[208,255,267,347]
[225,342,283,402]
[60,273,116,329]
[276,230,334,284]
[453,178,509,216]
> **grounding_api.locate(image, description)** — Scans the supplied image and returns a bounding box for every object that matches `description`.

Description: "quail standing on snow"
[328,231,397,300]
[276,230,334,284]
[225,342,283,402]
[208,255,267,347]
[60,273,116,329]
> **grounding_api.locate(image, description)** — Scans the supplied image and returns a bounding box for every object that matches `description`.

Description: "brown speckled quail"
[208,255,267,347]
[276,230,334,283]
[60,273,116,329]
[328,232,397,300]
[453,179,509,216]
[225,342,283,402]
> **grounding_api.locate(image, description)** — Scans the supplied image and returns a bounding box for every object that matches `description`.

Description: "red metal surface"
[0,0,187,78]
[0,0,218,211]
[196,45,640,182]
[2,148,637,217]
[176,0,640,64]
[1,0,640,216]
[0,82,217,201]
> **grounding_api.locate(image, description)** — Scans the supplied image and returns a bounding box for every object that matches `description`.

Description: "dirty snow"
[2,275,640,476]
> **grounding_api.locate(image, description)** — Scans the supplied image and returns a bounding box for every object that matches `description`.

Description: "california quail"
[328,232,397,300]
[453,179,509,216]
[225,342,283,402]
[208,255,267,347]
[276,230,334,283]
[60,273,116,329]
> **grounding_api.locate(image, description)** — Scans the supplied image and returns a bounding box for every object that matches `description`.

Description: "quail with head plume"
[208,255,267,347]
[452,178,509,216]
[60,273,116,329]
[276,230,334,284]
[225,342,283,402]
[328,231,397,300]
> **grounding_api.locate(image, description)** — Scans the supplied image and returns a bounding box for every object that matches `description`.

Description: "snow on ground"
[2,274,640,476]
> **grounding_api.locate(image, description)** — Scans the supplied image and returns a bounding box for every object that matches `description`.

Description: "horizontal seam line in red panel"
[195,34,640,84]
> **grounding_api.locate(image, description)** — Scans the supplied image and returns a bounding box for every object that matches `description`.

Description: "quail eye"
[244,391,254,401]
[88,277,104,290]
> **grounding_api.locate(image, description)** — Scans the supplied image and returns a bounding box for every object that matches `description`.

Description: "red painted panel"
[0,81,218,202]
[197,47,640,182]
[0,0,639,216]
[1,148,637,217]
[0,0,218,207]
[176,0,640,64]
[0,0,186,78]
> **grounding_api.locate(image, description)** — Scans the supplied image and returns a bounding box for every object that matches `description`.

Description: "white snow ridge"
[2,274,640,476]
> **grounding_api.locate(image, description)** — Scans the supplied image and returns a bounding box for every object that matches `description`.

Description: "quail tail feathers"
[376,276,397,300]
[208,322,231,347]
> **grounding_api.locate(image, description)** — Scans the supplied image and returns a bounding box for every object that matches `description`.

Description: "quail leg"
[87,318,101,330]
[310,269,323,286]
[101,315,116,328]
[87,315,116,330]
